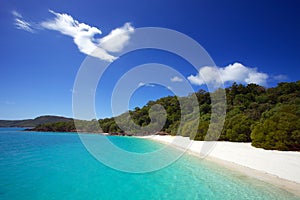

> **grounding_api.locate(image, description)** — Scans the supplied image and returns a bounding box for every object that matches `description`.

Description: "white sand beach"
[143,135,300,195]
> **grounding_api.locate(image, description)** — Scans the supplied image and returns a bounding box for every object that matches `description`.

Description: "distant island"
[0,115,73,127]
[2,81,299,151]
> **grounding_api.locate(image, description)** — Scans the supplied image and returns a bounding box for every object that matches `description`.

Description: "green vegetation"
[30,120,102,133]
[28,81,300,151]
[0,115,73,127]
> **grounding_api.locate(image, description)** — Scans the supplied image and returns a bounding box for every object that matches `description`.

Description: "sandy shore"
[142,135,300,196]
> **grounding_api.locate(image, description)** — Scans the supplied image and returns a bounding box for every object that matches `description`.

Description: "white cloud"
[138,82,145,87]
[12,10,134,62]
[12,10,22,18]
[41,10,134,62]
[170,76,183,82]
[12,10,34,33]
[138,82,155,87]
[15,19,35,33]
[273,74,288,81]
[99,22,134,52]
[188,62,269,86]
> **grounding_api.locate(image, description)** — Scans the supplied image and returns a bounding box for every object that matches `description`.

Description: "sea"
[0,128,299,200]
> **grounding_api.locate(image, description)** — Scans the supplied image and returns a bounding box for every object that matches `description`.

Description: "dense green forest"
[30,81,300,151]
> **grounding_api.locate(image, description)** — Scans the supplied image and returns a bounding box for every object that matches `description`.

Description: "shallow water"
[0,128,298,200]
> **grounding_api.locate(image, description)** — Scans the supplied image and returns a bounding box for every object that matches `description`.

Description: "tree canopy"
[29,81,300,151]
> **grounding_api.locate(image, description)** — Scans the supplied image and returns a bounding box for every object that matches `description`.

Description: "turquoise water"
[0,128,299,200]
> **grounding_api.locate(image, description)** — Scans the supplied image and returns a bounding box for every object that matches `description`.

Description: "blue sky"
[0,0,299,120]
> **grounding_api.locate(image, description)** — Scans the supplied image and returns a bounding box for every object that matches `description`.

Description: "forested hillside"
[30,81,300,151]
[0,115,73,127]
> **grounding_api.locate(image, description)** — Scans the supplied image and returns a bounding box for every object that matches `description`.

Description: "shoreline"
[141,135,300,196]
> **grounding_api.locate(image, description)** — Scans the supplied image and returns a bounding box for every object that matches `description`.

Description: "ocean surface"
[0,128,298,200]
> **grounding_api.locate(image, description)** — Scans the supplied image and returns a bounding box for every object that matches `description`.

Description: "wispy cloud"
[138,82,155,87]
[188,62,269,86]
[12,10,35,33]
[40,10,134,62]
[272,74,288,81]
[15,19,34,33]
[12,10,22,18]
[170,76,183,82]
[12,10,134,62]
